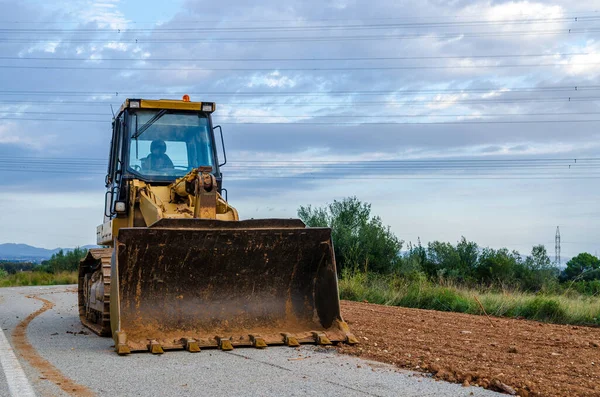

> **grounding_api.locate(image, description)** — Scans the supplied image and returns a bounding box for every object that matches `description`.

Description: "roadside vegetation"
[0,248,86,287]
[299,197,600,326]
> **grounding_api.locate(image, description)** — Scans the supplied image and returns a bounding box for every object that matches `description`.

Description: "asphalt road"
[0,285,503,397]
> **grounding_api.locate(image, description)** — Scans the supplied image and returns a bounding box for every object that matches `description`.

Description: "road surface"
[0,285,502,397]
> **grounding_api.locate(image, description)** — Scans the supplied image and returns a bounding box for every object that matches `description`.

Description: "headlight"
[114,201,127,213]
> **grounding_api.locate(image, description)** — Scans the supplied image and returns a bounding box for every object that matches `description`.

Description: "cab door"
[104,113,125,222]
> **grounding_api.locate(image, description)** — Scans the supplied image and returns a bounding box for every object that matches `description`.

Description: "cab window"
[128,110,215,178]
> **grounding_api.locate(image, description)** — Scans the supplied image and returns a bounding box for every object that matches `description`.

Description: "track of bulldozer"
[78,248,113,336]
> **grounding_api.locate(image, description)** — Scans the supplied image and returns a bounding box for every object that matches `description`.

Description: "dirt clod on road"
[339,300,600,397]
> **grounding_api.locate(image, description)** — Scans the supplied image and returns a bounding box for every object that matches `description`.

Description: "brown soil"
[338,300,600,397]
[13,295,95,397]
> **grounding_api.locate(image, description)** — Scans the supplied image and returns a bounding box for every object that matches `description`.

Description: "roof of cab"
[118,98,216,115]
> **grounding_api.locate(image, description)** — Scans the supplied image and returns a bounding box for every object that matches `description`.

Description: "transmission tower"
[555,226,561,266]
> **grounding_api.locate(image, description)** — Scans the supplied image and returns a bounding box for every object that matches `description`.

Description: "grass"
[0,271,78,288]
[339,271,600,326]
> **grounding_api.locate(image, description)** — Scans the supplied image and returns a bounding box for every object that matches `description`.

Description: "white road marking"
[0,327,36,397]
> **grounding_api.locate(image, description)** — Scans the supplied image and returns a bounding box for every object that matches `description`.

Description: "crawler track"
[78,248,113,337]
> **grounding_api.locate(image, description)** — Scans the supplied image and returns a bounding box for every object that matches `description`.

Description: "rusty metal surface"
[111,222,351,352]
[148,218,307,229]
[193,168,217,219]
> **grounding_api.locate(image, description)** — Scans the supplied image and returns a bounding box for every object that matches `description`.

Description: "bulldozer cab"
[104,98,224,220]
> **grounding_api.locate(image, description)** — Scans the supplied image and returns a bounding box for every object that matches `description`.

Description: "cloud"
[247,72,297,89]
[72,0,130,28]
[462,1,564,23]
[0,122,59,150]
[0,0,600,254]
[564,40,600,76]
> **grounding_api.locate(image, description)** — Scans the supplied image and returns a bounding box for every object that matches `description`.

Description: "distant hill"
[0,243,99,262]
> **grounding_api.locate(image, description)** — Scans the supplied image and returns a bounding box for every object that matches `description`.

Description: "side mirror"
[213,125,227,167]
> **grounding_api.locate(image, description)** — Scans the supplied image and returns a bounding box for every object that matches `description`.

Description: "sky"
[0,0,599,261]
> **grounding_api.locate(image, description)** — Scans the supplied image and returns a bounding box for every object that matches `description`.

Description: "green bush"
[399,283,473,313]
[0,262,36,274]
[517,296,566,322]
[570,280,600,296]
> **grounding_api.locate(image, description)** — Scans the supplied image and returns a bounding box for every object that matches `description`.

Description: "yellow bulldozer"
[78,96,357,354]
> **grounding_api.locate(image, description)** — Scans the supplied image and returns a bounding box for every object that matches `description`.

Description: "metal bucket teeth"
[183,338,201,353]
[250,335,267,349]
[216,337,234,351]
[147,340,164,354]
[312,332,332,345]
[281,333,300,347]
[336,321,359,345]
[116,344,131,355]
[345,334,359,345]
[114,331,131,355]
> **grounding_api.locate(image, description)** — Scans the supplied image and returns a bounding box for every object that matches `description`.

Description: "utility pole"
[555,226,561,266]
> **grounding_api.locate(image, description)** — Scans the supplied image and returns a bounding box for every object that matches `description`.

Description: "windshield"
[128,110,215,178]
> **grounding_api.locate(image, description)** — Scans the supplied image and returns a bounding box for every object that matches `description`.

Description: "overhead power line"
[1,28,598,43]
[0,53,589,62]
[0,84,593,96]
[1,118,600,125]
[1,157,598,180]
[1,97,599,107]
[1,15,599,33]
[218,120,600,125]
[0,167,597,180]
[1,156,599,163]
[3,163,599,171]
[1,97,599,108]
[1,98,598,108]
[0,62,596,72]
[1,111,599,118]
[1,158,599,171]
[1,10,598,25]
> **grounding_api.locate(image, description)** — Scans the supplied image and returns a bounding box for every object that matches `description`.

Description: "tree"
[457,237,479,276]
[563,252,600,281]
[298,197,403,274]
[40,247,88,273]
[520,245,559,291]
[525,245,552,270]
[475,247,522,286]
[400,239,427,278]
[424,241,459,278]
[424,237,478,281]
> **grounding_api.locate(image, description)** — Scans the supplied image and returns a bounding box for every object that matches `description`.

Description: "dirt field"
[339,300,600,397]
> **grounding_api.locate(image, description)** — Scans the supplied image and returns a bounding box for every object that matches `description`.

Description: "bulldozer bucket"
[110,219,357,353]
